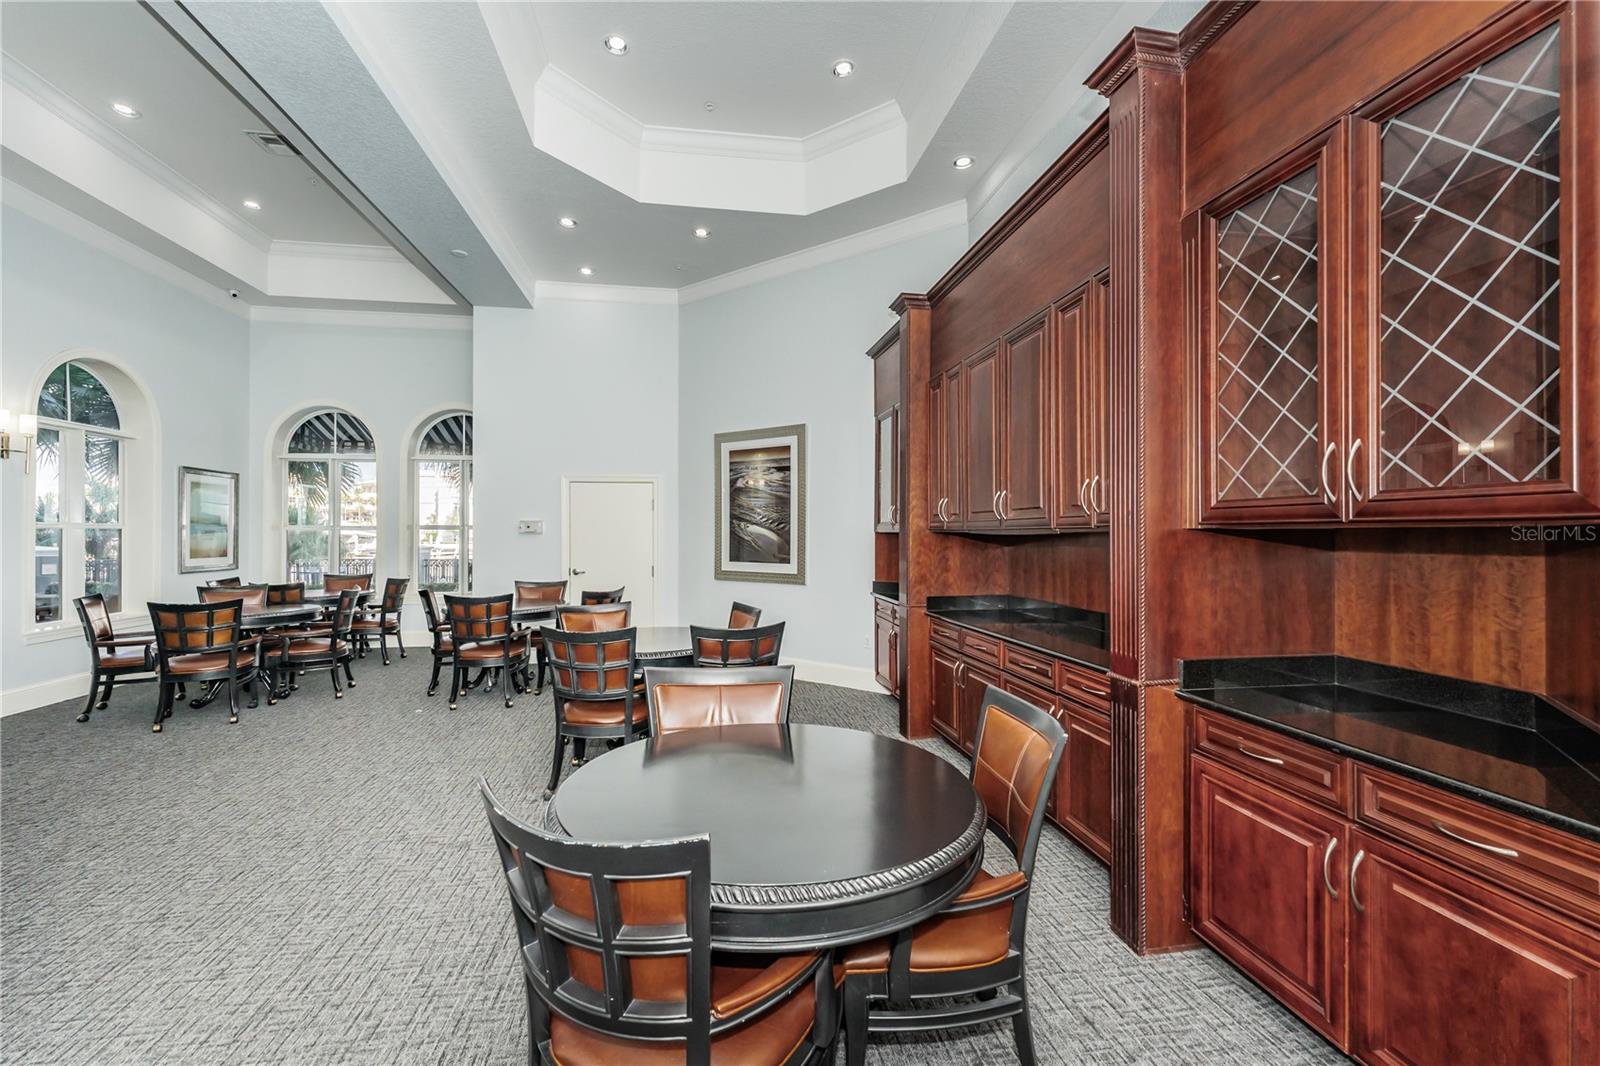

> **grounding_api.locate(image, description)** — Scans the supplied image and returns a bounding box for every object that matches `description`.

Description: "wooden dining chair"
[580,587,624,605]
[266,582,306,605]
[728,601,763,628]
[540,625,645,796]
[479,778,840,1066]
[840,685,1066,1065]
[352,576,408,665]
[72,594,157,724]
[643,665,794,737]
[691,621,785,667]
[323,573,372,596]
[264,589,360,699]
[147,599,267,733]
[198,584,268,609]
[555,602,632,632]
[444,593,530,710]
[515,580,567,693]
[206,577,243,588]
[417,588,455,699]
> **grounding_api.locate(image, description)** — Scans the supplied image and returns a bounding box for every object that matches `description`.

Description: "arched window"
[32,361,126,622]
[281,409,377,587]
[413,412,473,593]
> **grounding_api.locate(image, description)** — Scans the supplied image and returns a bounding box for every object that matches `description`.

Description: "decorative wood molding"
[1177,1,1257,65]
[866,321,901,360]
[924,113,1110,306]
[1086,28,1183,98]
[889,292,932,314]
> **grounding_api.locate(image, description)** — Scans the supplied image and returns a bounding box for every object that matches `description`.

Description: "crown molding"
[1178,1,1256,64]
[1086,27,1184,97]
[247,305,472,330]
[2,177,250,319]
[1,56,274,254]
[680,200,967,305]
[927,113,1109,305]
[533,281,679,306]
[268,240,411,263]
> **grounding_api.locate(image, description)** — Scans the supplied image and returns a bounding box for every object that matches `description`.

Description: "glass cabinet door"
[1351,13,1599,520]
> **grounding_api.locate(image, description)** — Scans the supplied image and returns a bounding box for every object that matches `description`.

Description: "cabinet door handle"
[1078,478,1090,518]
[1079,683,1110,698]
[1235,745,1285,766]
[936,497,946,522]
[1431,819,1520,859]
[999,489,1010,520]
[1347,437,1364,502]
[1350,848,1366,913]
[992,490,1002,522]
[1090,474,1103,516]
[1322,837,1339,899]
[1320,442,1338,505]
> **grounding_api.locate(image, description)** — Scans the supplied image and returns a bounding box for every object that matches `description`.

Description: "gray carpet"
[1,656,1344,1065]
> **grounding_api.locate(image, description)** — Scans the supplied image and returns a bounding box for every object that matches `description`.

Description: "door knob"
[570,568,586,575]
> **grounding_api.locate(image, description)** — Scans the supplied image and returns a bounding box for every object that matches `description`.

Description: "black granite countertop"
[871,581,899,601]
[1178,655,1600,842]
[927,596,1109,674]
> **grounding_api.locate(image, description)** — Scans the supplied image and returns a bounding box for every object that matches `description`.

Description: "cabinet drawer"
[1002,643,1056,686]
[960,630,1002,666]
[1192,709,1349,813]
[1355,766,1600,929]
[930,620,961,649]
[1055,660,1111,708]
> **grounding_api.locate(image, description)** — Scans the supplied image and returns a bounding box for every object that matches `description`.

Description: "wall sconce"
[0,409,39,472]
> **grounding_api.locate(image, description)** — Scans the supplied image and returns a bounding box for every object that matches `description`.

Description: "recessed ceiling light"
[558,216,578,229]
[579,266,594,276]
[832,60,855,78]
[241,199,262,211]
[603,34,628,55]
[952,155,974,170]
[693,226,710,240]
[450,249,469,258]
[111,101,140,119]
[704,101,716,112]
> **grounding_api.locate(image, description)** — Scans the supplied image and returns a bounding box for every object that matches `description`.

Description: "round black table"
[634,625,693,662]
[304,589,372,608]
[548,723,984,952]
[187,604,324,706]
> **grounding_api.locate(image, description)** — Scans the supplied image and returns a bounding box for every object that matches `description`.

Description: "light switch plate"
[518,520,545,535]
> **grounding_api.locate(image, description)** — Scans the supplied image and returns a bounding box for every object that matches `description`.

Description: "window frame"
[411,412,473,596]
[279,408,379,589]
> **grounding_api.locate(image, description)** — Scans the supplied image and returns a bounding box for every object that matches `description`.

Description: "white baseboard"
[2,672,91,717]
[786,658,887,694]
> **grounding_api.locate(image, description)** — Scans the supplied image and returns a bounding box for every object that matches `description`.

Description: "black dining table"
[303,589,373,608]
[546,723,984,952]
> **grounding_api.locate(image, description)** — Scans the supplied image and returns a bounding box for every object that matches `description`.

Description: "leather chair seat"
[353,616,400,632]
[166,649,257,676]
[548,970,815,1065]
[562,694,648,726]
[456,636,530,662]
[433,633,454,652]
[99,646,154,670]
[275,638,349,660]
[842,870,1024,975]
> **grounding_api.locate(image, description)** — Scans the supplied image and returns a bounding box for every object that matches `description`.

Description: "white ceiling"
[0,0,382,246]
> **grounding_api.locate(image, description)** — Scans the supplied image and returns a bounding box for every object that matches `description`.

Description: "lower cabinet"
[930,644,961,742]
[958,659,1001,755]
[1349,830,1600,1066]
[1190,709,1600,1065]
[873,601,900,696]
[1190,755,1347,1046]
[1060,702,1113,863]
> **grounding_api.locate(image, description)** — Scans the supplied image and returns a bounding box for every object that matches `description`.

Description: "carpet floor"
[1,655,1345,1065]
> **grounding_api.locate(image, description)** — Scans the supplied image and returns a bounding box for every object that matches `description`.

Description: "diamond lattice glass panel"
[1214,166,1321,501]
[1378,25,1560,491]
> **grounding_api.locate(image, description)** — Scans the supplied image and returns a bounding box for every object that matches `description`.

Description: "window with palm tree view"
[414,412,472,593]
[32,361,124,624]
[283,409,377,588]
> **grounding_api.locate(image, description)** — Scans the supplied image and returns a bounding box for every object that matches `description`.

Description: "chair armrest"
[710,951,824,1023]
[96,636,156,647]
[943,871,1028,913]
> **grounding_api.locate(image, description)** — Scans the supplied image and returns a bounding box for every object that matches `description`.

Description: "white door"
[565,480,656,626]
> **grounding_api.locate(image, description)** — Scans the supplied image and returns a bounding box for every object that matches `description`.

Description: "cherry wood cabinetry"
[1000,312,1053,527]
[929,640,961,739]
[1060,701,1113,861]
[1190,6,1600,527]
[961,344,1003,530]
[873,599,902,697]
[1189,705,1600,1063]
[1191,755,1347,1045]
[874,407,900,532]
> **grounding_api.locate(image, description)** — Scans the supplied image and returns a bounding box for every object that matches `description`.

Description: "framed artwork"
[178,466,239,573]
[714,424,806,585]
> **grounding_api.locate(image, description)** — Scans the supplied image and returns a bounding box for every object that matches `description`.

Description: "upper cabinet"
[1190,7,1599,527]
[929,275,1109,534]
[869,324,902,532]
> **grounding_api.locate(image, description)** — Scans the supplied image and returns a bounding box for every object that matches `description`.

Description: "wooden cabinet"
[874,406,900,532]
[1060,701,1112,862]
[1190,12,1600,527]
[929,641,961,744]
[957,658,1001,755]
[960,343,1003,530]
[873,600,901,696]
[1349,830,1600,1066]
[1191,755,1348,1046]
[1052,278,1108,528]
[1000,312,1052,527]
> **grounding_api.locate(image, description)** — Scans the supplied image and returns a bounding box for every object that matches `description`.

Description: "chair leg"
[448,664,463,710]
[227,677,241,724]
[379,630,391,666]
[1010,977,1036,1066]
[395,629,406,660]
[843,979,869,1066]
[343,658,357,688]
[152,683,172,733]
[96,675,115,710]
[246,673,260,709]
[544,732,566,798]
[78,675,100,723]
[427,656,443,697]
[331,661,344,699]
[502,661,514,709]
[535,649,548,695]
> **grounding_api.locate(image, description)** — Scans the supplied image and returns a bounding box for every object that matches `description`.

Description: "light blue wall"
[1,194,252,696]
[677,225,968,677]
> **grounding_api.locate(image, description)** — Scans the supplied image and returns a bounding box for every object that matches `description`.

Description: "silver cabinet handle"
[1236,745,1285,766]
[1432,819,1520,858]
[1320,442,1338,505]
[992,490,1002,522]
[1078,478,1090,518]
[1090,474,1103,516]
[1322,837,1339,899]
[1347,437,1364,502]
[1350,849,1366,912]
[1079,683,1110,698]
[936,497,946,522]
[999,489,1010,520]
